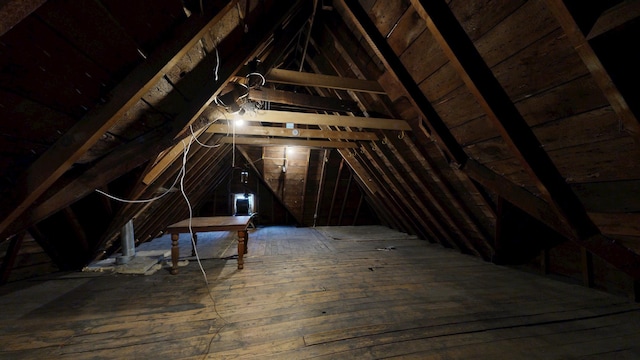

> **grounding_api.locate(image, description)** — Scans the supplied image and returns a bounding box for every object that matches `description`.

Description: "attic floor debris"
[2,226,639,359]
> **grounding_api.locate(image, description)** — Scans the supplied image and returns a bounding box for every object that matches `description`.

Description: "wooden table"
[166,216,253,274]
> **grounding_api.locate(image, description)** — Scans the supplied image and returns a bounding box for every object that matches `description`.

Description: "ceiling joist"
[247,88,359,113]
[229,109,411,130]
[206,123,378,140]
[265,68,386,94]
[218,137,358,148]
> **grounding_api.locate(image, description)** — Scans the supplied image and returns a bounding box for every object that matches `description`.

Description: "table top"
[166,216,253,233]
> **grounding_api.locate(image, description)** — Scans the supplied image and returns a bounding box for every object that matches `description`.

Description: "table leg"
[191,233,198,257]
[237,230,247,269]
[171,233,179,275]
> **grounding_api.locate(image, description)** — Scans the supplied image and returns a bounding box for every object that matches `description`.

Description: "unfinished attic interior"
[2,0,640,358]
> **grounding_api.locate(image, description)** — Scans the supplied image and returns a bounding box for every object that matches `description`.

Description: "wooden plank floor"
[1,225,640,359]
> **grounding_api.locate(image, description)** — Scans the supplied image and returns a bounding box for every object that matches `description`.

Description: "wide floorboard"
[1,225,639,359]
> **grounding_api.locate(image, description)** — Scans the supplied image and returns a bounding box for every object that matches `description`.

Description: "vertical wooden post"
[171,233,179,275]
[540,248,550,275]
[493,196,505,263]
[338,172,352,226]
[631,278,640,303]
[237,230,248,269]
[352,192,364,226]
[581,247,594,288]
[0,232,25,285]
[327,158,344,225]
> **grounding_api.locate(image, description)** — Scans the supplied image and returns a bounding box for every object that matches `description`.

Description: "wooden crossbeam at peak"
[205,124,378,140]
[265,68,386,94]
[218,137,359,148]
[228,110,412,130]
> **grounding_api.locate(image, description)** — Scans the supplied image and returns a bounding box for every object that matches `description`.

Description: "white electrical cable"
[95,163,184,203]
[178,139,209,284]
[190,124,221,148]
[214,46,220,81]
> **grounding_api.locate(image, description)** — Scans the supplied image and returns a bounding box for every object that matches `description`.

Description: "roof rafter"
[409,0,640,278]
[544,0,640,142]
[0,1,240,237]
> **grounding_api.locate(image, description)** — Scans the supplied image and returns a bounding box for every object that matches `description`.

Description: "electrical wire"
[214,45,220,81]
[190,124,221,148]
[95,163,184,203]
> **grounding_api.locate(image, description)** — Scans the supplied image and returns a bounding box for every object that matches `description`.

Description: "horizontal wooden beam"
[265,68,386,94]
[247,88,360,112]
[206,124,378,140]
[230,110,411,130]
[219,137,358,148]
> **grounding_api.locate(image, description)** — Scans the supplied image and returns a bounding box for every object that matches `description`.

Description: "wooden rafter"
[544,0,640,141]
[206,124,378,140]
[0,1,239,236]
[409,0,640,278]
[339,0,467,166]
[265,68,385,94]
[230,109,411,130]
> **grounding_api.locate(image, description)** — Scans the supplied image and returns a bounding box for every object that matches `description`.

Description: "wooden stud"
[0,232,25,285]
[581,247,594,288]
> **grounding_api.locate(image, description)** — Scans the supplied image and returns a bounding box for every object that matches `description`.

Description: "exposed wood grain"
[587,0,640,40]
[218,137,359,148]
[266,69,385,94]
[230,110,412,130]
[206,124,378,140]
[2,226,639,359]
[544,0,640,141]
[0,2,240,237]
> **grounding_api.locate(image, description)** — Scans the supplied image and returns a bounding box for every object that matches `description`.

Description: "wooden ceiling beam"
[0,1,240,237]
[230,109,411,130]
[143,0,308,185]
[409,0,640,278]
[247,88,359,113]
[218,137,358,148]
[545,0,640,142]
[206,123,377,140]
[265,68,386,94]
